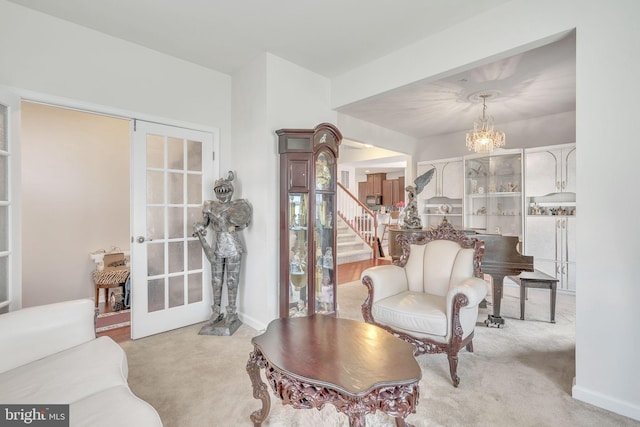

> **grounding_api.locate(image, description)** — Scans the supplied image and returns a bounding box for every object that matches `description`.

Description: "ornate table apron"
[246,347,420,427]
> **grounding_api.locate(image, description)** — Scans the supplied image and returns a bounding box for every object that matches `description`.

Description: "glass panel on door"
[315,193,335,315]
[288,193,308,317]
[0,102,9,312]
[144,133,204,314]
[132,120,215,339]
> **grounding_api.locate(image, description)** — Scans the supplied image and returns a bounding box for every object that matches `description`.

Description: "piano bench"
[509,270,559,323]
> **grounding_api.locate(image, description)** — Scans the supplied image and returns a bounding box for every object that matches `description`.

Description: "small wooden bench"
[509,270,559,323]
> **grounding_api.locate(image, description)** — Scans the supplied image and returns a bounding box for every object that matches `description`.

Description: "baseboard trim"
[96,321,130,333]
[572,380,640,422]
[239,311,269,334]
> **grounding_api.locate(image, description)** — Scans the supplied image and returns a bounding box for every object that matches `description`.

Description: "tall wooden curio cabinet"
[277,123,342,318]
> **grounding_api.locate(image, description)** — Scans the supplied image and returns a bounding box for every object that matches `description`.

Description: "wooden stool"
[92,269,130,308]
[509,270,559,323]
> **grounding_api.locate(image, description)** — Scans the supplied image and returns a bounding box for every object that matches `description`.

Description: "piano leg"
[484,274,506,328]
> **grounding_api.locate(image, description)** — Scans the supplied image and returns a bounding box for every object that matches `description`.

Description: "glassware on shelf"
[464,151,523,237]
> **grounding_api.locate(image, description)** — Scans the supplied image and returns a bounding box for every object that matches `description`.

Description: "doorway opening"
[21,101,130,323]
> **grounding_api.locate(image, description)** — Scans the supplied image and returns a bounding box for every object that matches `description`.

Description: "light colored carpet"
[121,282,638,427]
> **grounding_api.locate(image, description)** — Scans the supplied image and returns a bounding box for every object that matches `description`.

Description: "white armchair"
[361,219,488,387]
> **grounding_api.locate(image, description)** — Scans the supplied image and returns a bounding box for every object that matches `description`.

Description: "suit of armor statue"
[193,171,252,327]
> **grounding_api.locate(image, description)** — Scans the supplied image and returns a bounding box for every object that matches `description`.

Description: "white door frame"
[4,88,219,322]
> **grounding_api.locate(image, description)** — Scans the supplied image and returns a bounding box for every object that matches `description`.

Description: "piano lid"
[473,233,533,275]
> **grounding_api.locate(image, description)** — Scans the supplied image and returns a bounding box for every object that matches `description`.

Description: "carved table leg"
[395,416,414,427]
[348,414,367,427]
[246,348,270,426]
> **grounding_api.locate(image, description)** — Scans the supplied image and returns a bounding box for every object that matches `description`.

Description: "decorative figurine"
[193,171,252,336]
[401,168,435,230]
[322,247,334,269]
[320,277,334,313]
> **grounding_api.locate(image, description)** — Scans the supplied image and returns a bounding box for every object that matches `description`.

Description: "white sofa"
[0,299,162,426]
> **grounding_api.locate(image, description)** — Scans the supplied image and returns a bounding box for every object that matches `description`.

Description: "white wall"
[0,1,232,306]
[330,0,640,420]
[231,53,335,329]
[229,54,270,329]
[337,113,418,156]
[573,0,640,419]
[21,102,130,306]
[0,1,230,137]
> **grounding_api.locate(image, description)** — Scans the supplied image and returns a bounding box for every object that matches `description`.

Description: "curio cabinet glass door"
[277,123,341,318]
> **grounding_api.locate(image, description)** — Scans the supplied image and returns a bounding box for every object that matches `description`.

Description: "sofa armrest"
[361,265,408,303]
[0,299,96,373]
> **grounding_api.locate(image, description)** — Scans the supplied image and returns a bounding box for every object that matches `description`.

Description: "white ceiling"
[337,32,576,139]
[9,0,575,170]
[7,0,513,78]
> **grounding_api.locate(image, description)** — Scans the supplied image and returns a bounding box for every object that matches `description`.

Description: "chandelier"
[465,94,505,153]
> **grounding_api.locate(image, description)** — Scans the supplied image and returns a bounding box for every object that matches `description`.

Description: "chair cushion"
[373,291,447,337]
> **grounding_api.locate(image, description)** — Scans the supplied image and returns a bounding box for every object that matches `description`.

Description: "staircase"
[336,216,373,264]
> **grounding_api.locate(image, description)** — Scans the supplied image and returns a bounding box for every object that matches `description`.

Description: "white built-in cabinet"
[417,158,463,229]
[524,143,577,292]
[524,144,576,196]
[419,158,463,200]
[415,144,577,293]
[525,216,576,292]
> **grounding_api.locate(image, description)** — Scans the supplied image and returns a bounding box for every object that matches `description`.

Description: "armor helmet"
[214,171,235,203]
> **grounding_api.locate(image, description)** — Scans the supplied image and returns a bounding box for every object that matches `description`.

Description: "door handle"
[136,236,148,243]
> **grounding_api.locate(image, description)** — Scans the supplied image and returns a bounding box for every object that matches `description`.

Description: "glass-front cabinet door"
[278,124,341,318]
[314,174,335,315]
[288,193,309,315]
[464,149,524,238]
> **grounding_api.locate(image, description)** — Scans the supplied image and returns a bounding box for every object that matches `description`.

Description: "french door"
[131,120,217,339]
[0,87,19,313]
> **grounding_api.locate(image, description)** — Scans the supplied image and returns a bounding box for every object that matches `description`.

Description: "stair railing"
[337,182,379,261]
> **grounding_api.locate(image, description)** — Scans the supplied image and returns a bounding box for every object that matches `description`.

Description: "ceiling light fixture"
[465,94,505,153]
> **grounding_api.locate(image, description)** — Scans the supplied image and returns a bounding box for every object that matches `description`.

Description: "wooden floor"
[98,257,391,343]
[336,257,392,285]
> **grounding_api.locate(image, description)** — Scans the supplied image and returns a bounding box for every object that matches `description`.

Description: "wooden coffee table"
[246,314,421,427]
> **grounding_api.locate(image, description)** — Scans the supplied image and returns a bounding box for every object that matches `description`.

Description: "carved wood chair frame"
[362,219,485,387]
